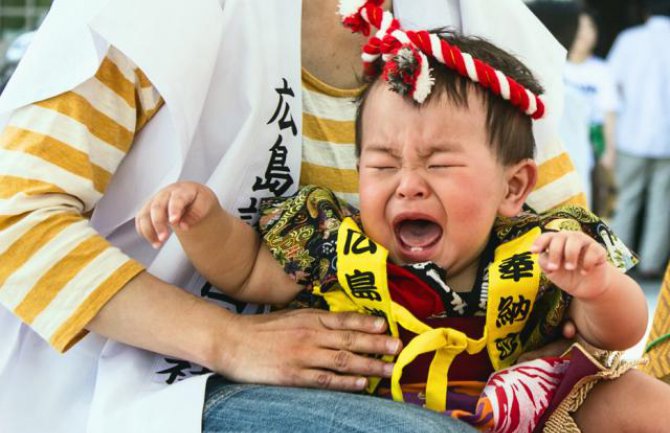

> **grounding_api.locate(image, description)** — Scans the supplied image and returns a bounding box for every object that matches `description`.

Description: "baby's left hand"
[531,231,610,300]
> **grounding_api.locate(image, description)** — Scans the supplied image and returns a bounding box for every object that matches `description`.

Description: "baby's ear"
[498,159,538,217]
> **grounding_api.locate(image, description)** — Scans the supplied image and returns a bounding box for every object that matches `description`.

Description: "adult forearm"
[87,271,401,391]
[86,271,230,368]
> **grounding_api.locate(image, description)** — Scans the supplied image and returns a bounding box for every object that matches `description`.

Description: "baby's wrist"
[571,267,614,301]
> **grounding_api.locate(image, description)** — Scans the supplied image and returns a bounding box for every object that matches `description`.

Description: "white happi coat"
[0,1,566,432]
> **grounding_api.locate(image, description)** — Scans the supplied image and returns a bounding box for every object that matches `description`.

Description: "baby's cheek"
[448,201,496,249]
[454,200,487,223]
[359,203,386,239]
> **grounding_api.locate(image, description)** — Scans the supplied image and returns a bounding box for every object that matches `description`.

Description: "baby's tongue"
[397,220,442,248]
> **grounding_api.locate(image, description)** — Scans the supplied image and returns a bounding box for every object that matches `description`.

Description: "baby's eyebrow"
[430,141,463,155]
[364,144,400,157]
[434,141,464,151]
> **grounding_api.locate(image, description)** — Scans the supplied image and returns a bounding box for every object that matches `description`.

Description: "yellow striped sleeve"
[0,45,163,352]
[554,192,588,209]
[528,149,586,212]
[1,126,112,193]
[52,260,145,352]
[134,66,164,131]
[534,152,577,190]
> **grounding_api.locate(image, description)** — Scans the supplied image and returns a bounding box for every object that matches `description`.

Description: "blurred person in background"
[566,8,619,217]
[609,0,670,279]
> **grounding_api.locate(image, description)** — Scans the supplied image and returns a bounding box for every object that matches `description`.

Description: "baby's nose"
[395,169,429,199]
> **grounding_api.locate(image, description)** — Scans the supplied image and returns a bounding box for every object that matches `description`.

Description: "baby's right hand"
[135,181,221,248]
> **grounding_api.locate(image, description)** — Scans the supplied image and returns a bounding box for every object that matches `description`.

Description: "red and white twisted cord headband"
[338,0,546,119]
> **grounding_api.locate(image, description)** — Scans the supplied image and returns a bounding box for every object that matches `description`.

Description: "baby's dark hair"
[355,31,544,166]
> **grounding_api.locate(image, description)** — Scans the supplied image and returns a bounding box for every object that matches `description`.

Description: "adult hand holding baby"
[212,308,399,391]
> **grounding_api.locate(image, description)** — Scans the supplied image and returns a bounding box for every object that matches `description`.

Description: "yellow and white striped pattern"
[0,46,163,352]
[300,68,362,206]
[529,148,587,211]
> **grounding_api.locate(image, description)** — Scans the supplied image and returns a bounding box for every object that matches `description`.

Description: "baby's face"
[358,84,510,275]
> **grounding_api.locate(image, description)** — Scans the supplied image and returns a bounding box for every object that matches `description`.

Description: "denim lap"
[202,375,476,433]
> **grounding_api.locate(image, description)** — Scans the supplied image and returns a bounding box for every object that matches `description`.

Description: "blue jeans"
[202,376,476,433]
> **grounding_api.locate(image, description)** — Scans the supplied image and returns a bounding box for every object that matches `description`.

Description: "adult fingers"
[318,328,401,357]
[134,203,147,238]
[316,310,389,334]
[280,310,401,357]
[308,347,395,378]
[283,368,369,392]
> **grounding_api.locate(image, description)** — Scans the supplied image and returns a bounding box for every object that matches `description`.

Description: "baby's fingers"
[540,234,566,272]
[562,234,586,271]
[530,233,554,255]
[167,189,197,229]
[149,191,172,245]
[136,202,162,248]
[581,242,607,273]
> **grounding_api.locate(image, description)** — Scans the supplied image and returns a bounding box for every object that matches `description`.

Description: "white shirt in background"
[608,16,670,158]
[559,86,593,207]
[564,56,619,125]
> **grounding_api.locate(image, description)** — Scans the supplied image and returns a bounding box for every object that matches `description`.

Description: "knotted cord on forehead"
[338,0,546,119]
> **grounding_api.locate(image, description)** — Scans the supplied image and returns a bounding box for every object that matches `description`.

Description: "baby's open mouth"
[394,218,443,253]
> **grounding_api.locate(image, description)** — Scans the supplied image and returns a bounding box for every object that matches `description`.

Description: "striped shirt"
[0,46,162,352]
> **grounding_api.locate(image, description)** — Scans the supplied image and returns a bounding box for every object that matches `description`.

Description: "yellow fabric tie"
[319,217,542,411]
[390,303,487,412]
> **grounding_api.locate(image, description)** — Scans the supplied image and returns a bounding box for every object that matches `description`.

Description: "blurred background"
[0,0,50,92]
[523,0,670,358]
[0,0,49,42]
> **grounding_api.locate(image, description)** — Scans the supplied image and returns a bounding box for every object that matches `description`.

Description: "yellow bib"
[314,217,542,412]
